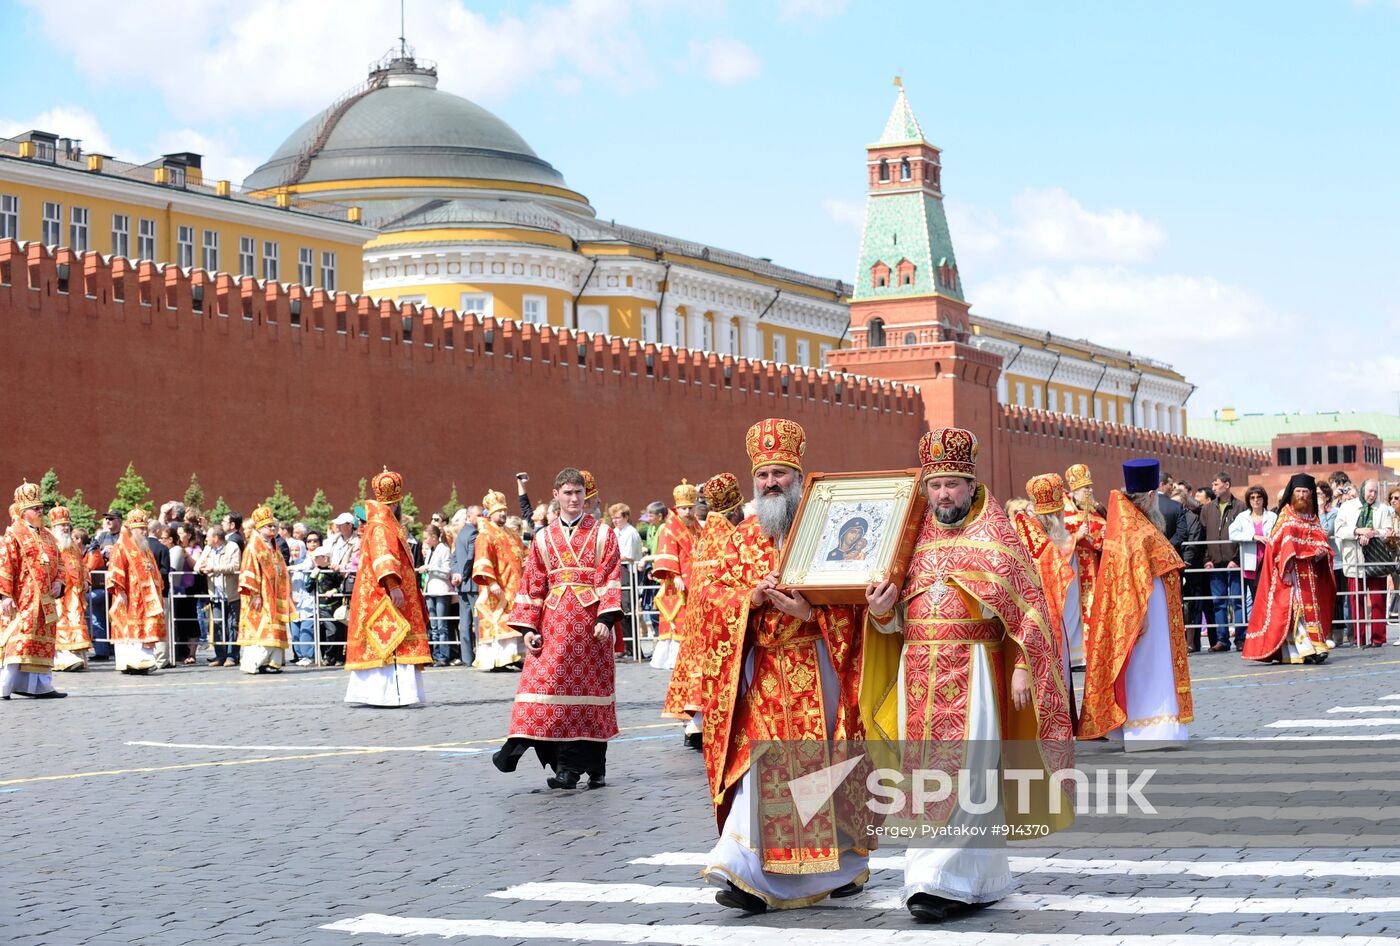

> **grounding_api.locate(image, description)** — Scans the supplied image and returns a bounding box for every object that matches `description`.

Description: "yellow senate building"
[242,53,849,368]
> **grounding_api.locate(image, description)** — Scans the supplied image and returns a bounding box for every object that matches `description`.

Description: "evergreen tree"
[183,473,206,513]
[264,481,300,523]
[302,488,334,535]
[400,491,422,538]
[353,477,369,510]
[65,488,99,534]
[109,462,153,517]
[210,495,231,524]
[39,468,63,510]
[441,483,463,521]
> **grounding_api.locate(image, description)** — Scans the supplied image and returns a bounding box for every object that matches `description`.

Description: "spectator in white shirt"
[418,525,455,666]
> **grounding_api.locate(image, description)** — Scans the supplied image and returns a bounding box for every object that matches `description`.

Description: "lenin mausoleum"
[0,54,1263,511]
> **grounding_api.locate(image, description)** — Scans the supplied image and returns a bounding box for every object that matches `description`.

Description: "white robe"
[1063,557,1084,669]
[649,637,679,670]
[1109,577,1189,748]
[472,636,524,670]
[114,640,159,673]
[344,664,426,707]
[240,645,286,674]
[702,639,869,907]
[1,664,56,697]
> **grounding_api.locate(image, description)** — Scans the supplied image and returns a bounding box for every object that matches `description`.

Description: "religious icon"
[775,469,927,605]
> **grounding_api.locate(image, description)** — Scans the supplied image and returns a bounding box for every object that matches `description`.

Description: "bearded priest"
[0,484,66,699]
[1242,473,1336,665]
[699,418,870,914]
[1079,459,1193,748]
[48,505,93,672]
[344,469,433,707]
[863,430,1074,923]
[237,505,295,674]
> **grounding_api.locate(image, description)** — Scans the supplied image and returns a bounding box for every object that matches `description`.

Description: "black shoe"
[586,775,606,789]
[908,893,986,923]
[683,731,703,750]
[715,881,767,914]
[16,690,67,699]
[830,880,863,899]
[491,748,519,774]
[546,770,581,790]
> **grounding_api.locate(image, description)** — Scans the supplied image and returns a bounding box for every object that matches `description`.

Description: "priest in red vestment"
[1062,463,1105,669]
[107,508,166,674]
[1,484,66,699]
[1080,459,1193,748]
[700,418,870,915]
[863,432,1074,922]
[649,479,701,670]
[344,469,433,707]
[1012,473,1080,729]
[1242,473,1335,665]
[492,467,623,789]
[662,472,746,749]
[48,505,93,672]
[237,504,295,674]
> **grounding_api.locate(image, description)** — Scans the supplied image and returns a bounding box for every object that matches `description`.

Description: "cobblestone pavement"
[4,644,1400,945]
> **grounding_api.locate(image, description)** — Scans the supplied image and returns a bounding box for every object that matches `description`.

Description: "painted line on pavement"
[1327,705,1400,713]
[1266,718,1400,728]
[628,852,1400,877]
[486,881,1400,914]
[321,913,1383,945]
[0,748,388,787]
[127,740,487,754]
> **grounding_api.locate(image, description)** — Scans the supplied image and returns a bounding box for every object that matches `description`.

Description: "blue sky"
[3,0,1397,418]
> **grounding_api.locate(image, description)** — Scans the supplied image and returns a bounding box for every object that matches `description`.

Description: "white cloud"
[822,197,864,229]
[775,0,849,21]
[0,106,114,154]
[1008,188,1165,263]
[689,37,762,85]
[18,0,661,119]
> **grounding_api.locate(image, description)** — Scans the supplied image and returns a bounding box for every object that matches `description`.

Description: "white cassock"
[1064,557,1085,669]
[0,664,57,697]
[472,636,524,670]
[344,664,426,707]
[113,641,158,673]
[649,637,679,670]
[880,603,1013,906]
[240,645,285,674]
[53,649,88,672]
[1108,577,1189,748]
[702,639,869,907]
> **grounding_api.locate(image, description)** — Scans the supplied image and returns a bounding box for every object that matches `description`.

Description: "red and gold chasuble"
[1242,507,1335,662]
[1064,497,1105,638]
[652,512,699,641]
[237,533,294,648]
[345,501,432,670]
[472,519,526,646]
[1012,511,1075,665]
[506,516,622,741]
[0,521,62,671]
[107,533,166,644]
[861,487,1075,832]
[1079,492,1194,740]
[699,516,867,875]
[54,538,92,653]
[662,513,735,720]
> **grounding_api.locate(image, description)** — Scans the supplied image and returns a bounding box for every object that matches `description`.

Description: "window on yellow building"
[69,206,90,251]
[819,342,832,367]
[1107,401,1117,424]
[0,195,18,240]
[201,230,219,272]
[796,338,811,366]
[772,334,787,364]
[522,295,546,325]
[1079,394,1088,416]
[641,307,657,344]
[177,226,194,268]
[702,316,713,352]
[41,201,61,246]
[728,321,740,356]
[111,214,130,257]
[239,237,255,277]
[459,293,491,319]
[1048,389,1058,412]
[262,240,279,281]
[137,219,156,260]
[1015,382,1026,406]
[1031,386,1042,410]
[298,247,314,287]
[320,251,337,291]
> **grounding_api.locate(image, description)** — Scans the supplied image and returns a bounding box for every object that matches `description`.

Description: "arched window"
[903,332,917,345]
[878,158,889,182]
[900,157,911,181]
[867,317,886,348]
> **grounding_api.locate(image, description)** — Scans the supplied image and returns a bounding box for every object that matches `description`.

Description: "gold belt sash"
[906,617,1002,644]
[544,569,598,610]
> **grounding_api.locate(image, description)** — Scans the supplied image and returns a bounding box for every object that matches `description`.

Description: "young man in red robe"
[1242,473,1336,665]
[492,467,623,789]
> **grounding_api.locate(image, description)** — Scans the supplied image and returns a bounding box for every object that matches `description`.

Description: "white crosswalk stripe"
[1266,717,1400,728]
[1326,705,1400,713]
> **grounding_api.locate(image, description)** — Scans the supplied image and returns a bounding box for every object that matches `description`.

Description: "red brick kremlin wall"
[0,241,924,514]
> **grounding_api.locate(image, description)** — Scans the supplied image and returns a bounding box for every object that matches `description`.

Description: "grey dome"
[242,66,569,193]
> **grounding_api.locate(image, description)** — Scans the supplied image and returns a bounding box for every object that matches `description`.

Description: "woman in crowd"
[288,533,316,666]
[163,525,201,665]
[418,525,454,666]
[1230,485,1277,622]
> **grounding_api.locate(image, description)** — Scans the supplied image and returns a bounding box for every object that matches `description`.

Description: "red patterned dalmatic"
[862,486,1076,831]
[652,512,699,642]
[1011,511,1075,666]
[1242,506,1335,663]
[53,535,92,654]
[344,500,432,670]
[1064,495,1106,643]
[699,516,868,874]
[472,519,526,647]
[1079,492,1194,740]
[505,516,622,741]
[237,532,294,649]
[0,519,62,672]
[662,513,735,720]
[107,531,166,645]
